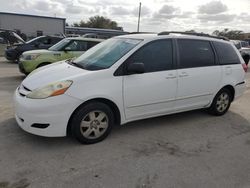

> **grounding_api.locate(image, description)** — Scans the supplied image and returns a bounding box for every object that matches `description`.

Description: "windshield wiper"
[67,59,85,69]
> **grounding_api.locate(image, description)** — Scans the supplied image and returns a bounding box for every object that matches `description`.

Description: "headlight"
[26,80,73,99]
[24,54,40,60]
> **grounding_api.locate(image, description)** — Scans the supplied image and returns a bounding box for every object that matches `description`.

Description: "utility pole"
[137,2,141,32]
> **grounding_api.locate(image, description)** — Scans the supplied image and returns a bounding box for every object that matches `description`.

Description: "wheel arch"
[36,62,52,69]
[219,85,235,101]
[67,98,121,136]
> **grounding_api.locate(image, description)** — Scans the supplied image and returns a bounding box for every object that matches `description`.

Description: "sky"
[1,0,250,34]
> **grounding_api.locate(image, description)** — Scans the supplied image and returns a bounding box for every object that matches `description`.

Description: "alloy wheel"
[80,111,109,139]
[216,92,230,113]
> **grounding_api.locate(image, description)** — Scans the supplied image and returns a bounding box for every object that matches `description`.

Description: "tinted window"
[128,40,173,73]
[51,37,62,44]
[76,41,88,51]
[178,39,215,68]
[42,37,51,45]
[65,40,87,51]
[87,41,99,49]
[36,37,46,43]
[213,42,240,65]
[26,36,43,44]
[49,38,70,51]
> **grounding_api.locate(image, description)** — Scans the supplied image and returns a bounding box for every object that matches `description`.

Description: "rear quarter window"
[213,41,240,65]
[87,41,99,49]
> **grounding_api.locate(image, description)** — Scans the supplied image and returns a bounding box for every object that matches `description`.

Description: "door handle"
[166,74,176,79]
[225,66,232,75]
[179,72,189,77]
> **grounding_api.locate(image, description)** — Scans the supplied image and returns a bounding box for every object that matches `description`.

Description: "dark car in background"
[4,35,64,62]
[231,40,250,65]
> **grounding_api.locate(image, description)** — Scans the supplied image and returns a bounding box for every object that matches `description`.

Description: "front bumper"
[14,88,82,137]
[18,59,37,75]
[18,61,28,75]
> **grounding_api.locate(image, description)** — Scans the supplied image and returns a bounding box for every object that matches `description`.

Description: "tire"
[208,88,232,116]
[70,102,114,144]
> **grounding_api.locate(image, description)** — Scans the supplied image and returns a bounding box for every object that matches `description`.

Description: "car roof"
[116,33,231,44]
[231,40,245,42]
[65,37,104,42]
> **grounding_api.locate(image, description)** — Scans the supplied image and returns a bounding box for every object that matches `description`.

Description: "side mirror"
[64,47,71,52]
[127,63,145,74]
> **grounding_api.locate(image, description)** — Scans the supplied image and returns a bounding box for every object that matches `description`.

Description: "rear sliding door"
[175,39,222,111]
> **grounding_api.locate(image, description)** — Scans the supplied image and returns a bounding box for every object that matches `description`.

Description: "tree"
[185,30,196,33]
[72,16,122,30]
[212,28,243,39]
[72,20,87,27]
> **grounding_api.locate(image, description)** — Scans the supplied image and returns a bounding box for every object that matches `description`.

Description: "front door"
[123,39,177,120]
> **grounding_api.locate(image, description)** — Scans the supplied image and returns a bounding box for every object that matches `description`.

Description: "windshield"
[26,36,43,44]
[49,38,70,51]
[73,38,142,70]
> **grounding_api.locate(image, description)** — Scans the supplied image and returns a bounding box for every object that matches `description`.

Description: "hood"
[0,30,25,45]
[12,32,25,43]
[22,61,89,90]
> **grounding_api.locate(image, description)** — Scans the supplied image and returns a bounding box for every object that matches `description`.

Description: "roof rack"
[158,31,229,41]
[130,32,156,34]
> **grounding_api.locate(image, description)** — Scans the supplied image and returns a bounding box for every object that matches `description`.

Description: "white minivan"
[14,32,247,144]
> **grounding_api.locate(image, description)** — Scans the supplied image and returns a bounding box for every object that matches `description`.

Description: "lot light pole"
[137,2,141,32]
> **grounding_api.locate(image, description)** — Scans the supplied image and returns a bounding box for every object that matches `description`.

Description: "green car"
[18,37,104,75]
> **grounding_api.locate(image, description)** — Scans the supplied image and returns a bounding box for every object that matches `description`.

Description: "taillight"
[242,63,248,72]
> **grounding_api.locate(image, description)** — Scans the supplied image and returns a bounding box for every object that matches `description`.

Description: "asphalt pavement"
[0,57,250,188]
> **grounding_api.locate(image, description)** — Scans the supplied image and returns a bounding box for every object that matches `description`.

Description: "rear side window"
[178,39,215,69]
[43,38,51,44]
[213,42,240,65]
[52,37,62,44]
[77,41,88,51]
[127,40,173,73]
[87,41,99,49]
[65,40,87,51]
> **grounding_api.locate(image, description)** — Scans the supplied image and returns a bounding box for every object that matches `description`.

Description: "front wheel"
[208,88,232,116]
[70,102,114,144]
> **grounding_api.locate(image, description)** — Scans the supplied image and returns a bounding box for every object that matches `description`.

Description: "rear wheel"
[70,102,114,144]
[208,88,232,116]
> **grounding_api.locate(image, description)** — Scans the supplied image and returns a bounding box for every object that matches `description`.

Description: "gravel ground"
[0,58,250,188]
